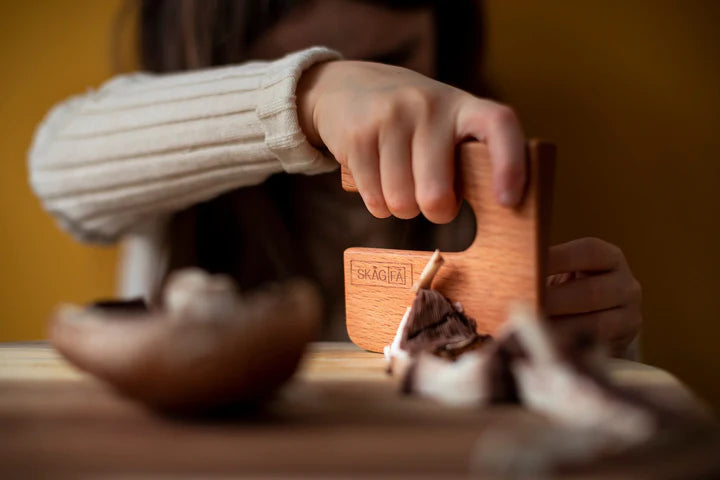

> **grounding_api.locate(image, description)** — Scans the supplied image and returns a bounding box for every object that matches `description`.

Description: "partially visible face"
[249,0,437,77]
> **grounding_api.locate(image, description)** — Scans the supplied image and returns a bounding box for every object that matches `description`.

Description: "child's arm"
[28,47,341,244]
[30,49,529,244]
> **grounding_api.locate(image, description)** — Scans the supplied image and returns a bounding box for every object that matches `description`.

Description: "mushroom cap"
[49,270,322,414]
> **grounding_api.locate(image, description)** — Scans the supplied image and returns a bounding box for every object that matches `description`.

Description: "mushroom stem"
[413,249,445,292]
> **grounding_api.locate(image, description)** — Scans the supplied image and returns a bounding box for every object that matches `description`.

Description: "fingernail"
[499,190,516,206]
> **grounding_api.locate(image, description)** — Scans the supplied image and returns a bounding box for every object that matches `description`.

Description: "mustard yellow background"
[484,1,720,409]
[1,1,718,409]
[0,0,123,342]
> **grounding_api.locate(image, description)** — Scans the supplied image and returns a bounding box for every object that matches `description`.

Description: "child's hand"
[546,238,642,356]
[297,60,526,223]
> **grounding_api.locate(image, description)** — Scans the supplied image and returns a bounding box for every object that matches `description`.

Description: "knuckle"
[399,85,425,104]
[384,192,417,218]
[607,242,624,262]
[581,236,605,251]
[364,193,384,210]
[580,236,614,262]
[488,103,519,127]
[373,98,403,123]
[399,86,434,118]
[418,186,456,222]
[347,128,368,149]
[364,194,388,216]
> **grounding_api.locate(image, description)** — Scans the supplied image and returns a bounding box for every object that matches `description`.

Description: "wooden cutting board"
[341,140,556,352]
[1,342,716,478]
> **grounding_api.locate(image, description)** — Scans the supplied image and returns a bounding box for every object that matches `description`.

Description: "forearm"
[28,47,340,244]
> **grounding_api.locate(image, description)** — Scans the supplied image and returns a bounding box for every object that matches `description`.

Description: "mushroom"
[400,303,657,429]
[505,304,656,443]
[400,302,699,467]
[389,253,662,442]
[398,313,525,408]
[402,350,491,407]
[163,268,239,321]
[49,269,321,414]
[384,250,490,376]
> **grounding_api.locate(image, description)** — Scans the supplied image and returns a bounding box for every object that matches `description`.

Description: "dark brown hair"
[139,0,486,91]
[135,0,483,329]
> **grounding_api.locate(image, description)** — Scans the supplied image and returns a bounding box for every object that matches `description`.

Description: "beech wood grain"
[0,342,714,478]
[342,140,556,352]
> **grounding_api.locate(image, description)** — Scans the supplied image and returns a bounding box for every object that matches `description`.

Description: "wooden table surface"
[0,341,716,478]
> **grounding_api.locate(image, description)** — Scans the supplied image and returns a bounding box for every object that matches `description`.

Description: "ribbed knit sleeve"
[28,47,341,244]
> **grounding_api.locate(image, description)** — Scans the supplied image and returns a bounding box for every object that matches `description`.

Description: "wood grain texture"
[343,140,556,352]
[0,342,715,478]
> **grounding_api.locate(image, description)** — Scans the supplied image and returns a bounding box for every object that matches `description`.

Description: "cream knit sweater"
[29,47,341,246]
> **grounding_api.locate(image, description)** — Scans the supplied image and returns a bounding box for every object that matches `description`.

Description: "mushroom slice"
[403,351,491,407]
[384,250,490,374]
[384,307,412,375]
[401,324,530,407]
[49,269,321,414]
[506,304,657,445]
[401,288,487,357]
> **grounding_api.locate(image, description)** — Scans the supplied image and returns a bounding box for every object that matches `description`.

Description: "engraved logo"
[350,261,412,288]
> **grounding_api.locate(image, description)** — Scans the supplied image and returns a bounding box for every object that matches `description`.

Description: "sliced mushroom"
[400,288,488,357]
[384,250,490,374]
[402,350,491,407]
[506,304,657,444]
[401,304,657,436]
[383,307,412,376]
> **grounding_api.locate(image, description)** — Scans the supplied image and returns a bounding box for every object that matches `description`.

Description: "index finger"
[456,99,526,206]
[548,238,625,275]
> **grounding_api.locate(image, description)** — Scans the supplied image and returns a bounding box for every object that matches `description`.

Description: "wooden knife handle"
[340,140,550,206]
[342,139,556,352]
[340,165,359,192]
